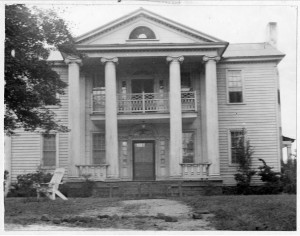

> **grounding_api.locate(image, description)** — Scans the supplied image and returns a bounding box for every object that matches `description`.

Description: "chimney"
[266,22,277,48]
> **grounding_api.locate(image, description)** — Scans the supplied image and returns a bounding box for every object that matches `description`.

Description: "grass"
[4,194,296,231]
[180,194,296,231]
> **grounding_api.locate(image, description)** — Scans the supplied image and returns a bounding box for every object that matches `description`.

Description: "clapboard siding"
[10,65,69,181]
[217,62,280,185]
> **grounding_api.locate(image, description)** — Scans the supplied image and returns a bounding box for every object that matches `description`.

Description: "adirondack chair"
[34,168,68,200]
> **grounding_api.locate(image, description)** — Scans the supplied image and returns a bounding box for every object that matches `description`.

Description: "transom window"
[230,130,244,164]
[227,70,243,103]
[129,26,156,39]
[182,132,195,163]
[42,134,56,167]
[92,133,105,164]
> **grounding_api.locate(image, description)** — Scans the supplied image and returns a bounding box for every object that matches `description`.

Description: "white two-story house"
[5,8,284,193]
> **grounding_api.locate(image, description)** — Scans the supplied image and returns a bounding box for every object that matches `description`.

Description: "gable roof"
[75,7,227,44]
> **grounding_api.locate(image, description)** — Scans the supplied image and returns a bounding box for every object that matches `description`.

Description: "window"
[181,72,192,91]
[182,132,194,163]
[92,133,105,164]
[227,70,243,103]
[230,130,244,164]
[42,134,56,167]
[129,26,156,39]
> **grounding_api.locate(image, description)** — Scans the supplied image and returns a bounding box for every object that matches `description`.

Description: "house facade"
[6,8,284,186]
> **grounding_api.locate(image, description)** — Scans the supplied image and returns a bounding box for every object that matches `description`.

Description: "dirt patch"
[5,198,215,231]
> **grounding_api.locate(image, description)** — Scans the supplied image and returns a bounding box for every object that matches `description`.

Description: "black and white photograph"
[2,0,297,233]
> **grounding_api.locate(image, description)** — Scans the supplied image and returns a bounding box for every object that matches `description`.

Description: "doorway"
[132,140,155,181]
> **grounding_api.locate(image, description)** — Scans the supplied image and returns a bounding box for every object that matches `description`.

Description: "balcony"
[91,91,197,114]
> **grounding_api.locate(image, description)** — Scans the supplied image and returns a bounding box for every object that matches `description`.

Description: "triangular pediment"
[75,8,226,45]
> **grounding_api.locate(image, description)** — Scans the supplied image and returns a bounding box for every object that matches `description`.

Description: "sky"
[26,1,297,147]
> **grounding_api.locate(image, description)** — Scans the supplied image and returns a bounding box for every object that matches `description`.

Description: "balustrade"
[180,163,211,179]
[76,164,108,181]
[92,91,197,113]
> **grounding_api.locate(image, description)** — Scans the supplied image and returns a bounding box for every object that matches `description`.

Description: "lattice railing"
[181,91,197,111]
[92,91,197,113]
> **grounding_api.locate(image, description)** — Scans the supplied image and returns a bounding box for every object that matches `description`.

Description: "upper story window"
[129,26,156,40]
[227,70,243,103]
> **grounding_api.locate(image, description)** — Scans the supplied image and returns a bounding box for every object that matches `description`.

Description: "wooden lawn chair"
[34,168,68,200]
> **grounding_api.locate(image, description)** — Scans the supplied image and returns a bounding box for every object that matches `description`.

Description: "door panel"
[133,141,155,181]
[131,79,154,93]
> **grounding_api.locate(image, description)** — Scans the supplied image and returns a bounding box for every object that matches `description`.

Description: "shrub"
[233,129,256,194]
[257,158,282,194]
[9,171,53,197]
[281,159,297,194]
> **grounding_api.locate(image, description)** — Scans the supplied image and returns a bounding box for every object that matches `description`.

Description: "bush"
[281,159,297,194]
[9,171,53,197]
[233,130,256,194]
[257,158,282,194]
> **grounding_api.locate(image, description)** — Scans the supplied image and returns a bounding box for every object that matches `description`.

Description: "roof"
[75,7,228,44]
[282,136,295,142]
[223,43,285,58]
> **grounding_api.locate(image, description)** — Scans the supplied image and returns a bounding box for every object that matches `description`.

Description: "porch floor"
[65,180,223,198]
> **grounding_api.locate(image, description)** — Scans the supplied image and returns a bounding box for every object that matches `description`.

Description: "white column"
[203,55,220,177]
[167,56,184,178]
[101,57,119,180]
[65,58,82,177]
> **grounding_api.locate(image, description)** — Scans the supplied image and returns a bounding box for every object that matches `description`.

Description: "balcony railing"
[92,91,197,113]
[180,163,211,179]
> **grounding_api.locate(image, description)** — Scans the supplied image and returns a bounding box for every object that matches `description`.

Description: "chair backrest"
[49,168,65,185]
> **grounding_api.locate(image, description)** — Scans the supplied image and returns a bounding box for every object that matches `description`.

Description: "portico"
[66,51,222,181]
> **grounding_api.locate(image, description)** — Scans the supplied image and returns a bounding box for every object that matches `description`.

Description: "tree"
[5,4,77,135]
[234,129,256,194]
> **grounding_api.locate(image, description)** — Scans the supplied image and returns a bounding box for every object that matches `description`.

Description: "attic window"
[129,26,156,39]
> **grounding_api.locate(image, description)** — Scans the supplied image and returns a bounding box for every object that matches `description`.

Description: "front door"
[133,141,155,181]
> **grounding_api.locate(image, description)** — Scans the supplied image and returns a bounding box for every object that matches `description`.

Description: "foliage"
[5,4,77,135]
[281,158,297,194]
[9,171,53,197]
[233,130,256,194]
[257,158,282,194]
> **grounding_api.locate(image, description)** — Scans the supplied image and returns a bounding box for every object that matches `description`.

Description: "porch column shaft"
[203,56,220,176]
[287,143,292,160]
[101,57,119,179]
[65,58,82,177]
[167,56,184,178]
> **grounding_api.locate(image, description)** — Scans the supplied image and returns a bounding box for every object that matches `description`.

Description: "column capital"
[166,56,184,63]
[101,57,119,64]
[202,55,221,63]
[64,57,82,65]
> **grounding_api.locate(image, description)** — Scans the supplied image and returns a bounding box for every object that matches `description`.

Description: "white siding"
[217,62,281,185]
[10,65,69,181]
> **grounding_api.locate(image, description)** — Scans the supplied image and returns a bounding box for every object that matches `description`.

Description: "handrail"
[92,91,197,113]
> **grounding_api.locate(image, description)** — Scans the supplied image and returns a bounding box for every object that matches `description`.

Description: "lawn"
[181,194,296,231]
[4,194,296,231]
